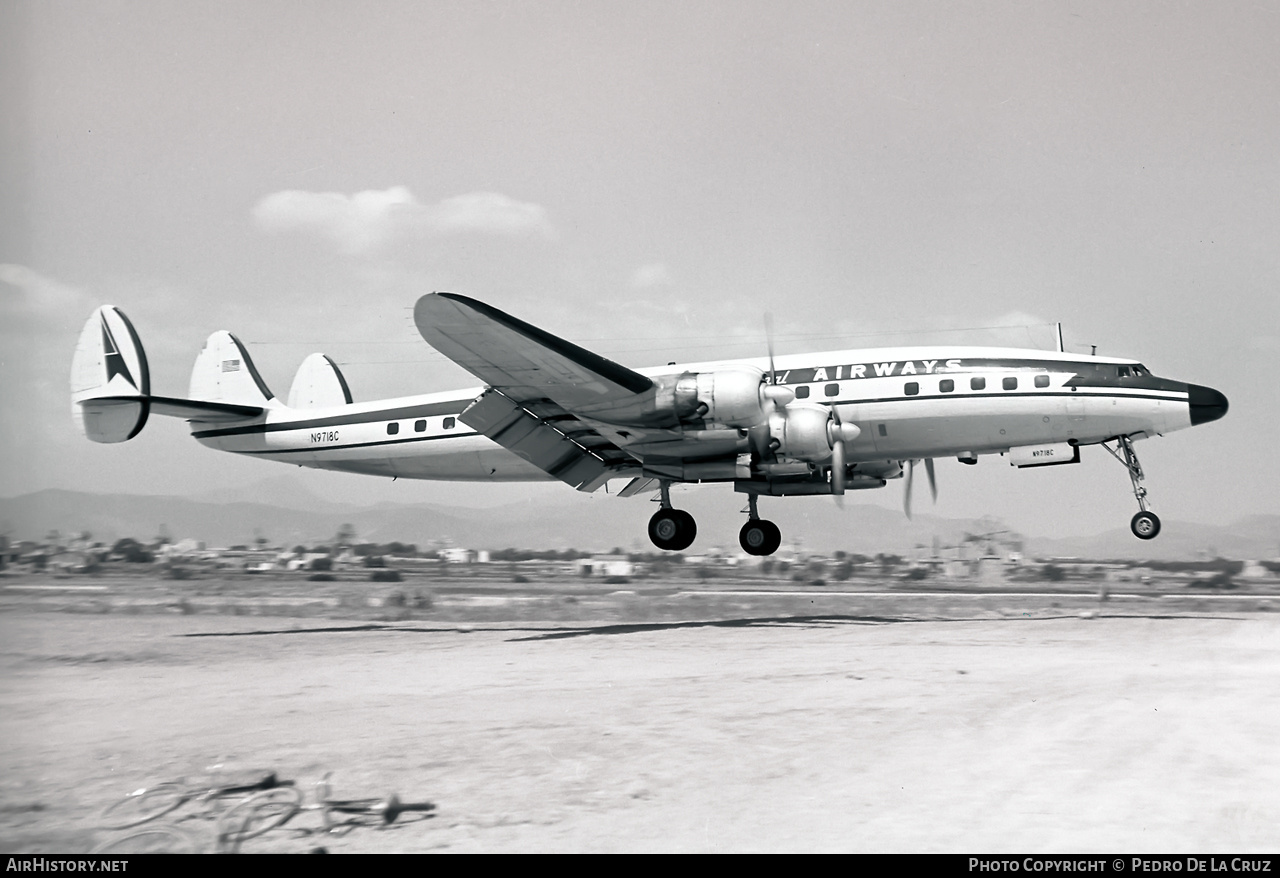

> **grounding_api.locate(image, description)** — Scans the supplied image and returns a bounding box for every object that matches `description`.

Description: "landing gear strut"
[1103,435,1161,540]
[648,481,696,551]
[738,494,782,556]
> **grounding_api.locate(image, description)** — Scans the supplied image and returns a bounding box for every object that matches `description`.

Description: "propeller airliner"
[71,293,1228,555]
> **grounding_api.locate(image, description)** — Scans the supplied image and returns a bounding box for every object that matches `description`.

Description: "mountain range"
[2,477,1277,561]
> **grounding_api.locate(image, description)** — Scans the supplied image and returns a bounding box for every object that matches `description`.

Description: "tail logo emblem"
[99,315,137,390]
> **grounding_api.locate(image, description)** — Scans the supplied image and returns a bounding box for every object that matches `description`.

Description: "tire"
[99,784,189,830]
[739,519,781,556]
[91,826,200,853]
[648,509,696,551]
[216,786,303,847]
[1131,511,1161,540]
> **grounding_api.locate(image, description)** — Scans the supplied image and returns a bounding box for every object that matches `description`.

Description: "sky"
[2,0,1277,541]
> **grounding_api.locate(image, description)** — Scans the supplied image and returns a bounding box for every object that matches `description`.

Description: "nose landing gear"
[1103,435,1161,540]
[738,494,782,556]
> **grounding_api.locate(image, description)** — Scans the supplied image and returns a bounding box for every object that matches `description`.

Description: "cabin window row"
[793,374,1052,400]
[906,374,1052,395]
[386,417,456,435]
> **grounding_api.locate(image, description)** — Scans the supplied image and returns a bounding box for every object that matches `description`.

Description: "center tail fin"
[71,306,267,444]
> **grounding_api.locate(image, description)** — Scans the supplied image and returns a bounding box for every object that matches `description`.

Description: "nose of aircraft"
[1187,383,1229,426]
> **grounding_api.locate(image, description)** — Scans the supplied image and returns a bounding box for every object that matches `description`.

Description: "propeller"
[903,458,938,519]
[752,312,793,461]
[826,405,861,505]
[760,312,794,409]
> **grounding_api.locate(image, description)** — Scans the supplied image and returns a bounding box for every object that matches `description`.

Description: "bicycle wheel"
[99,784,189,829]
[216,786,303,849]
[91,825,200,853]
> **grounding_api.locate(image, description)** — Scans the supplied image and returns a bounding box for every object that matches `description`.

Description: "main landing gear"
[645,483,784,555]
[738,494,781,556]
[647,482,697,551]
[1103,435,1161,540]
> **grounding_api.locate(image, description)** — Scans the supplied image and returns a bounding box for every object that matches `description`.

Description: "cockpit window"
[1133,364,1147,376]
[1117,366,1131,378]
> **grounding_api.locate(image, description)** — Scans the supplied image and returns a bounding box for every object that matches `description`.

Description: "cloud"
[629,263,673,289]
[251,187,555,255]
[0,263,92,317]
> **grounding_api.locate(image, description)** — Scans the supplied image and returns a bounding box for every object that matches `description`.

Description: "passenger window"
[904,381,919,396]
[387,422,400,435]
[1003,376,1018,390]
[414,419,426,432]
[971,377,986,391]
[824,383,839,397]
[1034,375,1050,388]
[939,379,954,393]
[795,385,810,399]
[443,417,456,430]
[1118,366,1131,378]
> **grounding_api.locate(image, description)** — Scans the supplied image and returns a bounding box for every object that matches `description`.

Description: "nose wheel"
[1104,435,1162,541]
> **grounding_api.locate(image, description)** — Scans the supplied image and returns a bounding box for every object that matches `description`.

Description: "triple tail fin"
[189,330,277,407]
[71,307,267,444]
[287,353,353,408]
[70,306,152,443]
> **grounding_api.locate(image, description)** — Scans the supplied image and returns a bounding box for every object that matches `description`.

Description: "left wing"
[414,292,654,414]
[415,292,716,491]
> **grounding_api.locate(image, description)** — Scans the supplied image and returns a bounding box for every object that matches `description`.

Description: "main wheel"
[1131,510,1161,540]
[739,519,782,556]
[648,509,696,551]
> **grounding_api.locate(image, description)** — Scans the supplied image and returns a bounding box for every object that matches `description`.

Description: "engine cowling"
[596,365,793,428]
[694,365,769,426]
[769,403,837,462]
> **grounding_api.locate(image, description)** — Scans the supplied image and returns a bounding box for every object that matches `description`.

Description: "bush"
[309,557,333,572]
[307,573,336,582]
[370,569,403,582]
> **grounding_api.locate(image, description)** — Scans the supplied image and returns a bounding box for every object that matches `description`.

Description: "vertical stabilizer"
[70,306,151,443]
[189,331,276,405]
[287,353,353,408]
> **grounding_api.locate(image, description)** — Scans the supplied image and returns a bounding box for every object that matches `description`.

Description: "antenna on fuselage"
[1055,322,1065,353]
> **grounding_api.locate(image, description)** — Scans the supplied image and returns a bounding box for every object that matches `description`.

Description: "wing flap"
[461,389,638,491]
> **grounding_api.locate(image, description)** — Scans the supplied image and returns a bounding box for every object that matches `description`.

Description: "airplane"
[70,293,1228,555]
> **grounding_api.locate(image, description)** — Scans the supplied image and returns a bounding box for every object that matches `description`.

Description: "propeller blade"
[904,459,915,519]
[764,312,777,385]
[831,440,846,497]
[925,458,937,503]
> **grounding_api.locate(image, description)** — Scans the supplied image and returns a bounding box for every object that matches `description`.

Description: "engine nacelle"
[694,365,770,427]
[768,403,836,462]
[598,364,789,429]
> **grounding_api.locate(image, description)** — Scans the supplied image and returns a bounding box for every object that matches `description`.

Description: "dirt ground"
[2,585,1279,853]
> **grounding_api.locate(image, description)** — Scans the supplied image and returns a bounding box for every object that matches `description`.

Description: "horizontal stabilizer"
[149,396,264,421]
[287,353,353,409]
[71,306,268,443]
